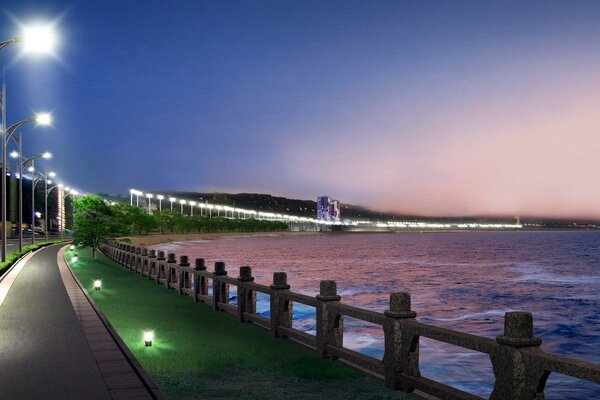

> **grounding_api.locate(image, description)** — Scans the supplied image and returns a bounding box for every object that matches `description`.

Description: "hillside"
[173,192,402,221]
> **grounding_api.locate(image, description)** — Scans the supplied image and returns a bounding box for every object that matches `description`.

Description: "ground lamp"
[72,254,78,263]
[144,330,154,347]
[70,244,75,251]
[94,279,101,290]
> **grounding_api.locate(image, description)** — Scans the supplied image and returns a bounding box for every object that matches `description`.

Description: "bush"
[0,240,67,278]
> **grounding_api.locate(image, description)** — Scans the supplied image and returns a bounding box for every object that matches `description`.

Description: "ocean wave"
[421,309,515,322]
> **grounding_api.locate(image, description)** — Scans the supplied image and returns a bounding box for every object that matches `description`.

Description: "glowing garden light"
[69,244,75,251]
[94,279,102,290]
[144,330,154,347]
[72,254,78,263]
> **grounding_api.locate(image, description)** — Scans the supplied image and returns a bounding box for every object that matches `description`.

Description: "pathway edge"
[59,245,166,400]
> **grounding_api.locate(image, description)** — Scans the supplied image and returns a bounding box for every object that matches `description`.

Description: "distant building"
[317,196,341,222]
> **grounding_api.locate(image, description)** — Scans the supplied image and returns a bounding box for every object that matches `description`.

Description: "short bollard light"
[144,330,154,347]
[69,244,75,251]
[72,254,78,263]
[94,279,102,290]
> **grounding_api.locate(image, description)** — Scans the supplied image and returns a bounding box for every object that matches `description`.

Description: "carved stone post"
[177,255,189,295]
[195,258,207,302]
[490,312,546,400]
[166,253,177,288]
[118,243,125,264]
[140,247,148,274]
[213,261,228,311]
[155,251,165,284]
[270,272,292,338]
[132,247,141,271]
[237,266,255,322]
[383,292,420,391]
[147,250,156,278]
[123,245,130,266]
[316,280,342,358]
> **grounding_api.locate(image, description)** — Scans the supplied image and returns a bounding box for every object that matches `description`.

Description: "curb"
[61,246,165,400]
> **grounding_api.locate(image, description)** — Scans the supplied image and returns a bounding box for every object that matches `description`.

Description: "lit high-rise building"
[317,196,341,222]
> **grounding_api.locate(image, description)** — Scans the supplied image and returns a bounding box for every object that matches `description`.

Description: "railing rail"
[100,241,600,400]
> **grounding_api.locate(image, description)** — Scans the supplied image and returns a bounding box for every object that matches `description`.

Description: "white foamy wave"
[343,333,383,350]
[422,309,515,322]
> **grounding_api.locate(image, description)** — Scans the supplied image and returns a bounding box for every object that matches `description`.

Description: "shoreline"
[127,231,321,246]
[126,228,598,247]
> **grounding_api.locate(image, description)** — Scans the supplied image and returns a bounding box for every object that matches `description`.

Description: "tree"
[113,204,157,235]
[73,194,127,258]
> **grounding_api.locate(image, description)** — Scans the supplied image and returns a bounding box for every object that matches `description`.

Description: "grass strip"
[68,247,414,400]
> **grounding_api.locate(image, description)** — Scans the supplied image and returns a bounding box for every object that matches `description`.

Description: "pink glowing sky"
[281,63,600,218]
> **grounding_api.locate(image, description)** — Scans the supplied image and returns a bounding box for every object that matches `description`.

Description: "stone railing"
[99,241,600,400]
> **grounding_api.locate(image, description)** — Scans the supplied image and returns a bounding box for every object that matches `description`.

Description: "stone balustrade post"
[140,247,148,274]
[166,253,177,288]
[270,272,292,338]
[155,251,165,284]
[147,250,156,279]
[237,266,255,322]
[316,280,342,358]
[213,261,228,311]
[195,258,207,302]
[490,312,546,400]
[383,292,420,391]
[177,255,189,295]
[123,245,130,266]
[133,247,141,270]
[118,243,124,264]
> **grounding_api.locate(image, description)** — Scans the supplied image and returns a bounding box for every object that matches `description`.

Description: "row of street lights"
[0,22,74,261]
[129,188,323,225]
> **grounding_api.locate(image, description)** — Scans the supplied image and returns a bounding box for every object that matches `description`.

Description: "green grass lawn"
[68,247,414,400]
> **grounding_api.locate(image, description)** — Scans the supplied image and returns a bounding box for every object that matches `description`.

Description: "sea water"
[152,231,600,399]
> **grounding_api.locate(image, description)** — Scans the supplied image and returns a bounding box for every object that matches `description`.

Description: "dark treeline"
[73,195,288,258]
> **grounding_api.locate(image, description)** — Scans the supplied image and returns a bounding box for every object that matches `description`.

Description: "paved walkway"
[0,244,159,400]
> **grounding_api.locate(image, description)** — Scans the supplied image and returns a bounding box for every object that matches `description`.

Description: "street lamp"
[179,199,186,214]
[156,195,164,211]
[1,23,58,53]
[29,154,52,245]
[1,114,52,259]
[169,197,176,211]
[2,25,57,261]
[11,150,52,249]
[45,180,61,241]
[146,193,153,214]
[189,201,196,216]
[129,189,142,207]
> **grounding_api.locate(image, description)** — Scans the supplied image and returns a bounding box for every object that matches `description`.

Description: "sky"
[1,1,599,219]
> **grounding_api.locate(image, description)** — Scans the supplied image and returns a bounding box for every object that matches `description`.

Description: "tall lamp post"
[169,197,176,211]
[156,194,164,212]
[11,149,52,250]
[1,24,58,261]
[27,154,52,244]
[45,180,61,241]
[2,116,52,253]
[31,166,54,244]
[146,193,153,214]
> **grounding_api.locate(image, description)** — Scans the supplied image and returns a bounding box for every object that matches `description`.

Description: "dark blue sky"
[2,1,600,217]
